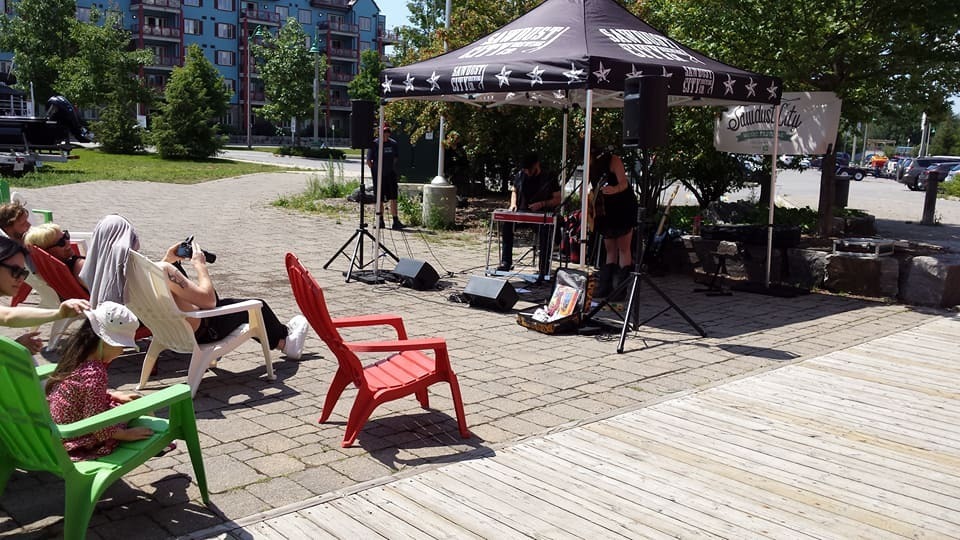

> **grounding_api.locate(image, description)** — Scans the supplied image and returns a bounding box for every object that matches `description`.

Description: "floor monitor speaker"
[464,276,518,312]
[350,100,376,149]
[393,258,439,290]
[623,75,668,149]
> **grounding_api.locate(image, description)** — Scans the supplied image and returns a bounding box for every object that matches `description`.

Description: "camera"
[176,235,217,264]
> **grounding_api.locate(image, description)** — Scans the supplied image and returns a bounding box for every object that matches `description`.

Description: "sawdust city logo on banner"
[459,26,569,58]
[682,66,715,96]
[599,29,706,65]
[450,64,488,92]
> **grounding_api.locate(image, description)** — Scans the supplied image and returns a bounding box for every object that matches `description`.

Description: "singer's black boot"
[593,263,617,300]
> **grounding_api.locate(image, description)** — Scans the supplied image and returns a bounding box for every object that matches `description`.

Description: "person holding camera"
[589,147,637,300]
[80,215,308,360]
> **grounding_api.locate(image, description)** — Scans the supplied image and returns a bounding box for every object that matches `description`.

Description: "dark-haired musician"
[498,153,561,280]
[589,147,638,300]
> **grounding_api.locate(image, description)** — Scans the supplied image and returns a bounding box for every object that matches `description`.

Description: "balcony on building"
[130,0,182,13]
[242,8,280,26]
[377,28,399,45]
[310,0,352,10]
[328,97,351,109]
[131,23,182,42]
[317,19,358,35]
[327,71,354,84]
[146,54,180,69]
[317,45,358,61]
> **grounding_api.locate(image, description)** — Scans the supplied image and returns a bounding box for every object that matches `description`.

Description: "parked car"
[946,163,960,183]
[899,156,960,191]
[917,162,960,191]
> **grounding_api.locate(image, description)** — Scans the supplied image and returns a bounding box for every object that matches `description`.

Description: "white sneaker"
[283,315,308,360]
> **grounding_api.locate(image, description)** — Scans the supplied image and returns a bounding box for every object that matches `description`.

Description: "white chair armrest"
[181,299,263,319]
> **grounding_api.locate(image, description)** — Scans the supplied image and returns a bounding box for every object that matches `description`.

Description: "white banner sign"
[714,92,842,155]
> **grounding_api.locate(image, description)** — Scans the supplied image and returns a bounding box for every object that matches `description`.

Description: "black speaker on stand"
[323,99,398,282]
[623,75,668,150]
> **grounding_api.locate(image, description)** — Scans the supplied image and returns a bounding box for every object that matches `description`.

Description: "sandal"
[156,442,177,457]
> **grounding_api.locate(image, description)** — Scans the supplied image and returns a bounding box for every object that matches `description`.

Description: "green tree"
[0,0,75,107]
[929,115,960,156]
[389,0,557,192]
[348,49,385,102]
[57,9,153,153]
[252,19,316,145]
[151,45,232,159]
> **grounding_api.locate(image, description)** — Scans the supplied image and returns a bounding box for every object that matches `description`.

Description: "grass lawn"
[4,148,288,188]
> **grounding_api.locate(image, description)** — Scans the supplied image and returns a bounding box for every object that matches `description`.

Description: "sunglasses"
[0,262,30,281]
[53,230,71,248]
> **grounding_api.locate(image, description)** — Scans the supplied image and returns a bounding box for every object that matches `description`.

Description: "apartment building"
[0,0,397,141]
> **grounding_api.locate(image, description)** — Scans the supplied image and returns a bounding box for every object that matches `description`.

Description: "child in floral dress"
[45,302,154,461]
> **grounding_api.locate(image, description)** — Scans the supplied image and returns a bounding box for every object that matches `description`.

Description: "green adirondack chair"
[0,337,209,539]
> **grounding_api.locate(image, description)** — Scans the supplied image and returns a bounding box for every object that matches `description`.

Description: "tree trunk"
[817,145,837,237]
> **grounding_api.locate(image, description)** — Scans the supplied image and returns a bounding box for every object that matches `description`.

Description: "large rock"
[898,254,960,308]
[787,248,828,289]
[824,254,899,298]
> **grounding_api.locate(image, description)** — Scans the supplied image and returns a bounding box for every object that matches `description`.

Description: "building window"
[215,51,235,66]
[0,60,12,74]
[276,6,288,21]
[216,0,232,11]
[359,17,370,31]
[183,0,201,6]
[76,7,91,22]
[224,79,236,93]
[184,19,202,35]
[297,9,311,25]
[215,23,235,39]
[360,41,371,51]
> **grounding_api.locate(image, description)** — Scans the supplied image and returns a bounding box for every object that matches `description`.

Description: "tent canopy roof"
[380,0,782,109]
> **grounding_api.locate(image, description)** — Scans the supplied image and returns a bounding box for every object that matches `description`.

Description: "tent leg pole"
[765,103,782,288]
[579,91,593,268]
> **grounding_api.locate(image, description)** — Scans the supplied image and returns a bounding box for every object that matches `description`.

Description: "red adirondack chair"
[285,252,470,447]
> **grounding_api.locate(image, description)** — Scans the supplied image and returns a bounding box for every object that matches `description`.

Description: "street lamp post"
[310,39,320,146]
[245,25,265,149]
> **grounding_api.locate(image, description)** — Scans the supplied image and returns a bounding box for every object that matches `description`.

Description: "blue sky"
[378,0,413,28]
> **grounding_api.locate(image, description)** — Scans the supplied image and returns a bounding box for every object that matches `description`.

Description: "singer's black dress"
[590,152,638,239]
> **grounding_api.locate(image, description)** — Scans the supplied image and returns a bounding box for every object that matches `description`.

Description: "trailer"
[1,77,88,176]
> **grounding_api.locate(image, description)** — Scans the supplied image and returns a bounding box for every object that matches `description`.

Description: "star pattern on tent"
[553,90,566,100]
[722,74,736,96]
[527,65,545,86]
[745,77,757,98]
[427,71,441,92]
[661,66,673,80]
[496,66,512,87]
[403,74,415,92]
[766,80,779,100]
[593,61,611,83]
[625,64,644,79]
[563,62,585,84]
[381,77,393,94]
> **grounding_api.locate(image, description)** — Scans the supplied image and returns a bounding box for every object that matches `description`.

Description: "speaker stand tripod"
[323,148,398,283]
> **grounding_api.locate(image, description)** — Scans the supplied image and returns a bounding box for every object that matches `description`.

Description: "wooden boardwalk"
[205,316,960,539]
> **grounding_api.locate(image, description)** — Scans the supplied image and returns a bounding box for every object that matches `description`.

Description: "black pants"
[194,298,288,350]
[500,223,552,278]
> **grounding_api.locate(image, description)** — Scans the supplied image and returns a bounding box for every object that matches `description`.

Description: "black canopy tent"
[374,0,785,284]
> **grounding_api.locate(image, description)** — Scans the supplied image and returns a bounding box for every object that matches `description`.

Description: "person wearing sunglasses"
[24,223,86,284]
[0,236,90,354]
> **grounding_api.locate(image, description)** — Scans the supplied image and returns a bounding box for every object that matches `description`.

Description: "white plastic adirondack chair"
[124,250,275,397]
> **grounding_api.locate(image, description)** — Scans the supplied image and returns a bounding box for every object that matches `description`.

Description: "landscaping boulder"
[824,254,899,298]
[787,248,828,289]
[898,254,960,308]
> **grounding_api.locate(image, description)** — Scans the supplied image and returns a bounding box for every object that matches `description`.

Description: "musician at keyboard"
[498,153,561,279]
